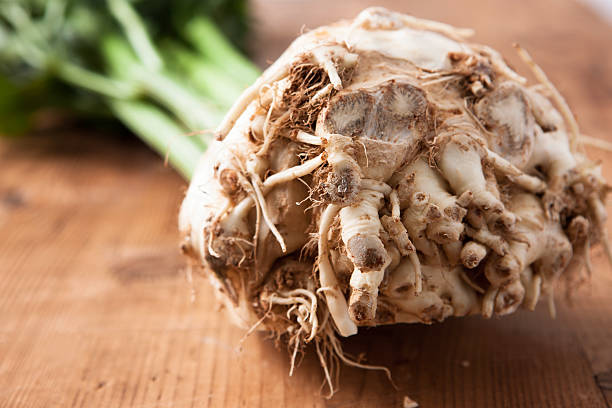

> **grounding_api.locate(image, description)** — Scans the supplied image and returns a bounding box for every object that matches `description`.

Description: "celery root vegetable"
[179,7,610,395]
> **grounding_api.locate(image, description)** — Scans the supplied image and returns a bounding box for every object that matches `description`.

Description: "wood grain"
[1,0,612,407]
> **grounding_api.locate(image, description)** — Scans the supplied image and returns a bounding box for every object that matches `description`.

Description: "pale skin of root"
[318,204,357,336]
[389,189,401,219]
[513,50,610,226]
[472,44,527,85]
[386,264,479,322]
[485,149,546,193]
[436,130,515,230]
[494,193,572,284]
[404,158,466,245]
[361,178,393,196]
[401,192,439,257]
[250,172,287,252]
[350,7,474,42]
[484,193,572,316]
[340,190,391,322]
[263,154,326,189]
[295,130,323,145]
[465,225,508,256]
[310,45,358,90]
[526,129,576,193]
[312,83,334,103]
[514,44,580,151]
[381,190,422,293]
[525,87,564,132]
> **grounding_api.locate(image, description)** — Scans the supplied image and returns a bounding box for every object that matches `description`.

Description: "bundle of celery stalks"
[0,0,259,179]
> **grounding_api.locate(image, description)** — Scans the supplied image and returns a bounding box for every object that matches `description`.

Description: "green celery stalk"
[106,0,163,71]
[109,99,204,179]
[0,1,259,181]
[163,43,246,111]
[102,36,224,141]
[53,59,140,99]
[183,16,260,87]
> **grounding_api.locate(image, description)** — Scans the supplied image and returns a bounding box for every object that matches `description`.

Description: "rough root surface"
[178,7,609,396]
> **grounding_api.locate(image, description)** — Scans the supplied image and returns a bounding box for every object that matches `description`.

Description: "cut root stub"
[349,288,377,322]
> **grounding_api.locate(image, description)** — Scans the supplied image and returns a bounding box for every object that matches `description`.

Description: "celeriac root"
[179,7,609,397]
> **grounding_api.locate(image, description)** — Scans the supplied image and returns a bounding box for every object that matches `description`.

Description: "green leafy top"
[0,0,254,137]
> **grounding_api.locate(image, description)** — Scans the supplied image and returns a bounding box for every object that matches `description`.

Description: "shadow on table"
[255,306,589,407]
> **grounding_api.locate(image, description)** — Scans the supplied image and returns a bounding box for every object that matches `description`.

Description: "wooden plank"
[1,0,611,407]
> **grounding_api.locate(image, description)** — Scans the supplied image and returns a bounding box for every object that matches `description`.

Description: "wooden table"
[1,0,611,406]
